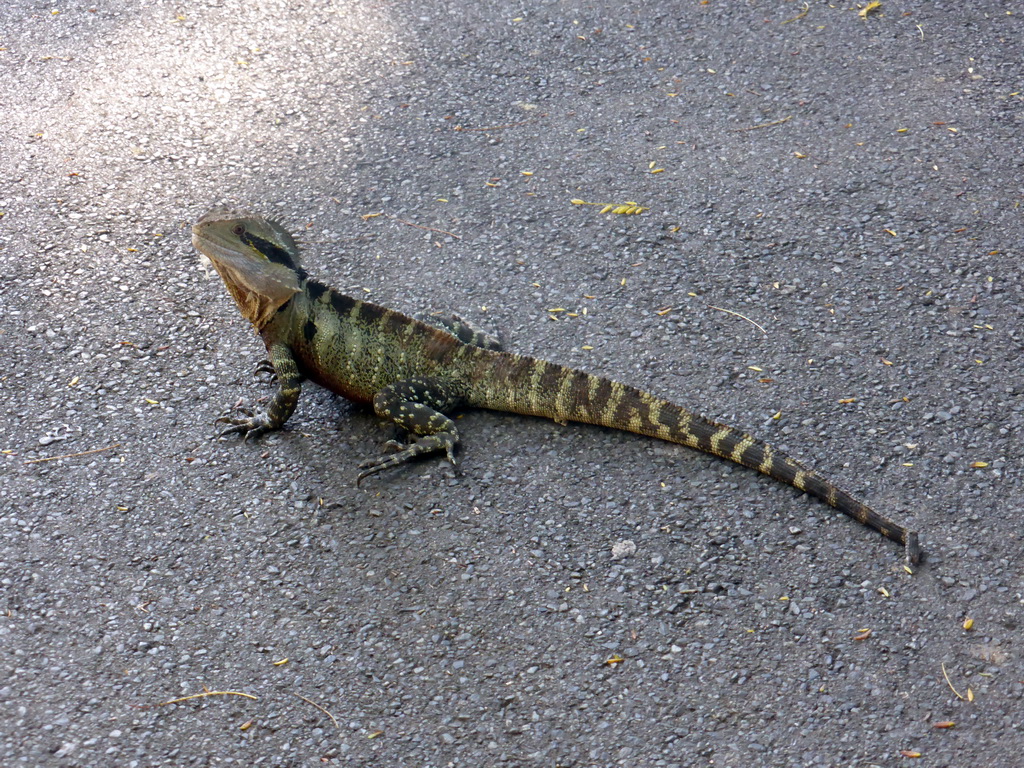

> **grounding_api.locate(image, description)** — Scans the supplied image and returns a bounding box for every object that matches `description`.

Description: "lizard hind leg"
[356,377,464,485]
[425,312,503,351]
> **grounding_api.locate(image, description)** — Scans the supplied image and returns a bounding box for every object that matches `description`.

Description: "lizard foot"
[355,433,458,486]
[216,412,272,441]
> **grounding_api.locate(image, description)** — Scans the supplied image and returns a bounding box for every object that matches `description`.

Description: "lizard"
[191,206,921,565]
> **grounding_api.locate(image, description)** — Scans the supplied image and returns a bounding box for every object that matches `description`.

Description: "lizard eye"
[231,224,245,236]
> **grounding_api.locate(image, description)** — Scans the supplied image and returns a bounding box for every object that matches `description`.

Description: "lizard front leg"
[356,377,463,485]
[219,342,303,440]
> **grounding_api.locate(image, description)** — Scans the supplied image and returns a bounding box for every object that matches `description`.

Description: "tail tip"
[905,532,922,566]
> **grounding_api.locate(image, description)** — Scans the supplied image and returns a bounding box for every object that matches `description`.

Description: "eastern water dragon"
[192,207,921,565]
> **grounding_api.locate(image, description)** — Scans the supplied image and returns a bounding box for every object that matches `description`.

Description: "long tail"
[466,351,920,565]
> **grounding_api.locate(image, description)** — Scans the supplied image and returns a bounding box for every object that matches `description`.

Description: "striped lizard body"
[192,207,921,565]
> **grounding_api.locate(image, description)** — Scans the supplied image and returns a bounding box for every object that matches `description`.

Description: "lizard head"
[192,207,304,328]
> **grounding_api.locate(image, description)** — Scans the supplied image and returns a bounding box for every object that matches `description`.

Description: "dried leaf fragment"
[611,203,646,214]
[859,2,882,19]
[572,198,647,215]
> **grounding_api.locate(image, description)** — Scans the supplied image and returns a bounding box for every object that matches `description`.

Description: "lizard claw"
[355,465,380,487]
[253,360,278,382]
[355,453,403,486]
[217,407,253,420]
[216,413,270,441]
[354,433,459,486]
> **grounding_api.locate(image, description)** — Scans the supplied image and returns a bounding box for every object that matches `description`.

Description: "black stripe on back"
[769,458,800,485]
[656,403,681,430]
[354,299,387,326]
[688,419,719,454]
[738,441,766,469]
[329,290,357,316]
[306,280,328,302]
[568,370,594,417]
[593,378,614,411]
[539,361,565,393]
[612,386,637,425]
[711,429,745,459]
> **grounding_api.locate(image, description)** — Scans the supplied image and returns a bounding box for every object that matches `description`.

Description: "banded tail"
[467,351,920,565]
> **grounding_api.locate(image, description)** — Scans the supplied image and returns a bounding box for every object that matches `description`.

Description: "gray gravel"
[2,1,1023,765]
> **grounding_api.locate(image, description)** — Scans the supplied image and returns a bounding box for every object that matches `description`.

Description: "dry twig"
[389,217,461,240]
[708,305,768,335]
[941,662,965,700]
[158,690,259,706]
[291,693,339,728]
[24,443,121,464]
[732,115,793,133]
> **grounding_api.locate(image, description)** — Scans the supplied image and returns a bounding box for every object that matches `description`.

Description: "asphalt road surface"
[2,1,1022,766]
